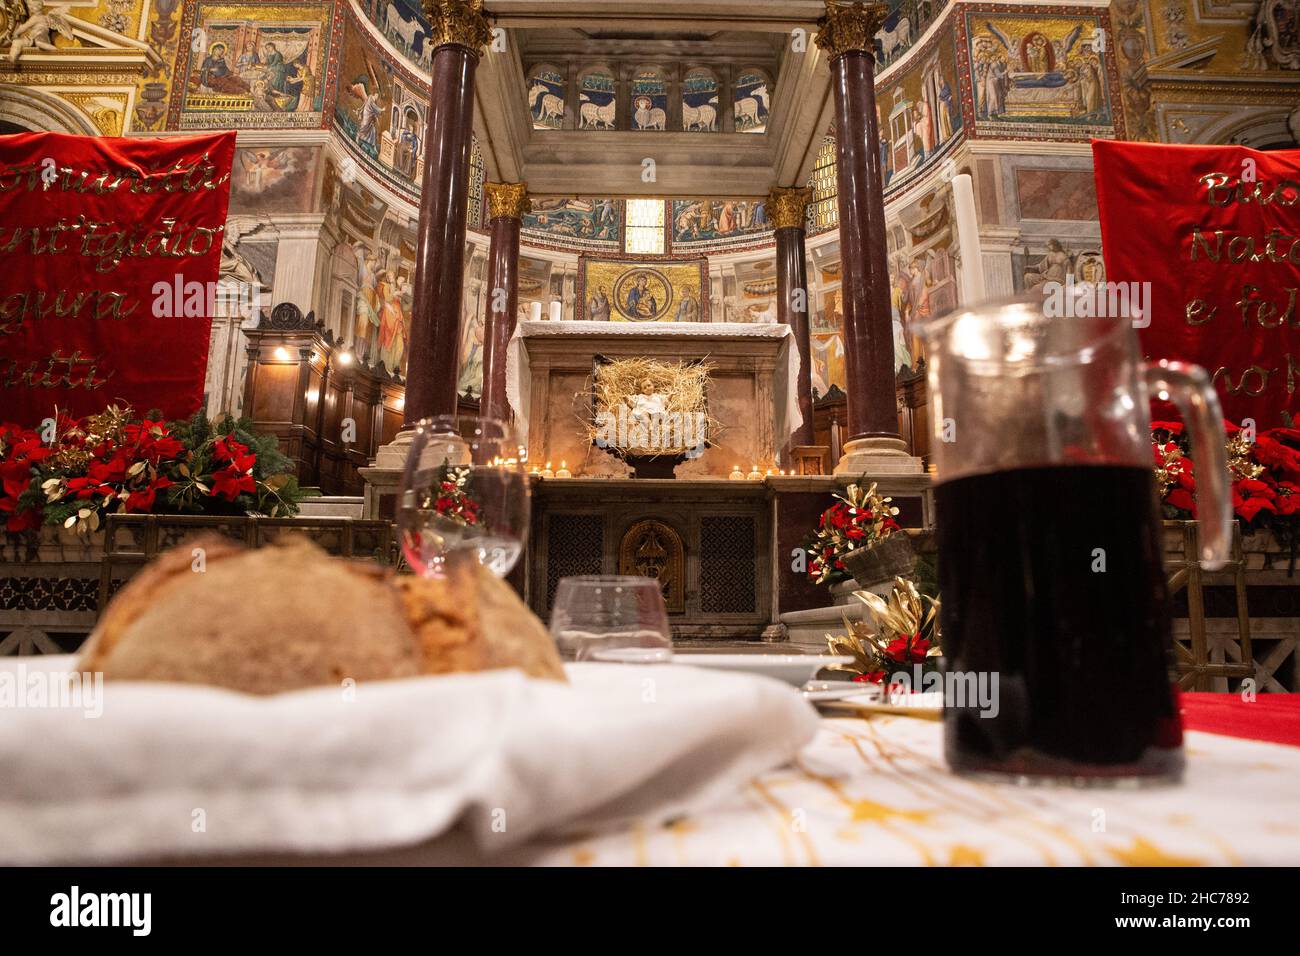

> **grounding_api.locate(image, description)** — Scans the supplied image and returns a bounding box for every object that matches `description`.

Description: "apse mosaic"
[578,70,617,129]
[522,198,623,252]
[580,259,707,322]
[873,0,949,72]
[332,7,429,198]
[964,11,1116,141]
[670,199,771,253]
[527,66,566,129]
[631,70,669,131]
[173,1,334,130]
[733,70,770,133]
[878,24,964,195]
[682,69,720,132]
[355,0,432,71]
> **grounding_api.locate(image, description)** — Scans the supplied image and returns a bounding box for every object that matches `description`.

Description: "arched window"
[578,68,617,130]
[681,68,719,132]
[733,69,770,133]
[525,64,565,130]
[631,68,668,131]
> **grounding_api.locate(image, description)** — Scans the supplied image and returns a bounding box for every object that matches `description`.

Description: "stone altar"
[506,321,803,478]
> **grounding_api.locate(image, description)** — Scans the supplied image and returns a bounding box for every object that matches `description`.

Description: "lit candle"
[729,464,745,481]
[747,464,762,480]
[542,460,555,479]
[555,460,572,479]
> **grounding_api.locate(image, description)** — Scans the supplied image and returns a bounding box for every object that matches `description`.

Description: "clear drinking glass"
[398,416,530,578]
[549,575,673,663]
[919,297,1231,785]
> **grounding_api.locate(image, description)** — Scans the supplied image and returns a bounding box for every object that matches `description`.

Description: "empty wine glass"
[398,416,529,578]
[549,575,673,663]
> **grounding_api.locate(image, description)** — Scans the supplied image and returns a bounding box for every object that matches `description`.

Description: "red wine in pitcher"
[935,463,1183,782]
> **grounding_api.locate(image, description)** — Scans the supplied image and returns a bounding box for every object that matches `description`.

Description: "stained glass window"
[807,134,838,233]
[468,136,485,229]
[624,199,665,255]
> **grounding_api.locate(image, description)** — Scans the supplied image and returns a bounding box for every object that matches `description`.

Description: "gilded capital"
[484,181,531,220]
[815,1,890,58]
[767,186,813,230]
[421,0,494,56]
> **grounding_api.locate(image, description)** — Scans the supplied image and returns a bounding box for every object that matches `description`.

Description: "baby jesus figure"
[627,379,667,424]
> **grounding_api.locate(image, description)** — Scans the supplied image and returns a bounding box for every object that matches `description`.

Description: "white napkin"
[0,658,818,864]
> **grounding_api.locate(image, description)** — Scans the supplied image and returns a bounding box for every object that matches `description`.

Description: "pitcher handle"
[1143,359,1232,570]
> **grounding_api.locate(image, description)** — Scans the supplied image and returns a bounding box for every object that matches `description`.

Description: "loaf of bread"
[78,535,565,694]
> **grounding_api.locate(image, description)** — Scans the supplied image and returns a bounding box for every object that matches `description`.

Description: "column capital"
[767,185,813,230]
[484,181,531,220]
[815,1,890,58]
[421,0,494,56]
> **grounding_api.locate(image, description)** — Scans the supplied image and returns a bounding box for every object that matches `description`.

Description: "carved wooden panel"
[618,519,685,612]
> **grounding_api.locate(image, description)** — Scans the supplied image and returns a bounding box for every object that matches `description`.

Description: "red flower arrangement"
[805,481,901,585]
[826,577,942,683]
[1152,419,1300,531]
[0,405,305,536]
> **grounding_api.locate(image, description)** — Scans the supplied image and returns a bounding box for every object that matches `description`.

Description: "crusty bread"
[79,535,564,694]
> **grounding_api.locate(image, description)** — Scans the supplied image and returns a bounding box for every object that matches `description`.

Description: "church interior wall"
[5,0,1298,440]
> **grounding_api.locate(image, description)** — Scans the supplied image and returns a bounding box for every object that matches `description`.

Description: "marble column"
[403,0,492,427]
[479,182,530,422]
[816,1,921,475]
[768,186,815,448]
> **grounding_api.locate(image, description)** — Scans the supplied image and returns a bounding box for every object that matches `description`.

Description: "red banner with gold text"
[0,131,235,426]
[1093,140,1300,428]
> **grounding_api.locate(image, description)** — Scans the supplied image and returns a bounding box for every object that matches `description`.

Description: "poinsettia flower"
[1151,420,1185,436]
[1253,435,1300,482]
[853,671,886,684]
[1166,487,1195,514]
[210,465,256,501]
[212,435,251,464]
[884,634,931,664]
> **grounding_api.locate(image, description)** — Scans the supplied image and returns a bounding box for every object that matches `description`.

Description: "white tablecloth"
[6,656,1295,866]
[504,320,803,449]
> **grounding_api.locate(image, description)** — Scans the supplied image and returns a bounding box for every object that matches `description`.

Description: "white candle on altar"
[530,301,543,322]
[951,173,986,305]
[549,300,562,322]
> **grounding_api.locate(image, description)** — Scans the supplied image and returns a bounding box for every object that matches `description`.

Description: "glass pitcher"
[919,297,1231,785]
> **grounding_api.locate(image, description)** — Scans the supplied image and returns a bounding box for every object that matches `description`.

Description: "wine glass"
[398,416,529,578]
[549,575,673,663]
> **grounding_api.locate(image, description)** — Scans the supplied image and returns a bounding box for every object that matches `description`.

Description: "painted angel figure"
[8,0,76,64]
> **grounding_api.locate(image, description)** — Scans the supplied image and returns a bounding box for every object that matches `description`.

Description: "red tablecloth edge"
[1180,692,1300,748]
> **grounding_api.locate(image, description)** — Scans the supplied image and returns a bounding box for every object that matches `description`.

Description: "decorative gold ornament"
[825,576,942,679]
[421,0,493,56]
[483,181,531,220]
[815,1,890,59]
[766,186,813,230]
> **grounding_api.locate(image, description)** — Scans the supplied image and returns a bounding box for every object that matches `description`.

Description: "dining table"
[2,650,1297,867]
